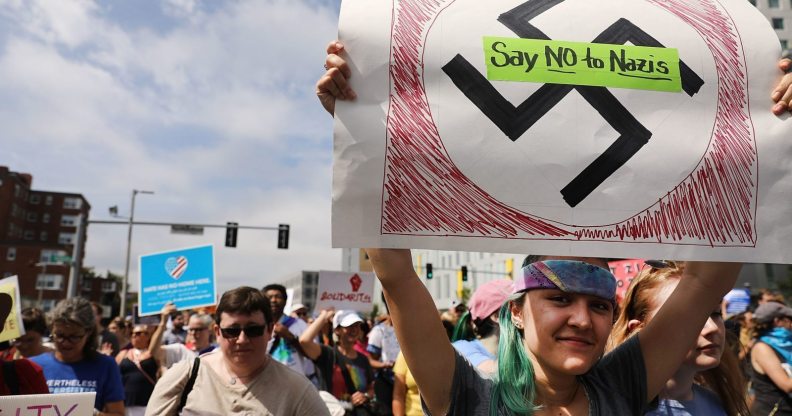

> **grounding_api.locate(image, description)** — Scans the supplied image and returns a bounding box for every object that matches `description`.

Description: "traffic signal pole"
[90,218,288,316]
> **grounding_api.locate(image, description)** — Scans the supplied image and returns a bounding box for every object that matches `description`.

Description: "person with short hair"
[186,313,216,355]
[32,297,125,416]
[13,307,52,358]
[146,286,329,415]
[262,283,314,380]
[163,310,187,345]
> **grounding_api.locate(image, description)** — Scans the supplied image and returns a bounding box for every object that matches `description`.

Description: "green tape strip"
[483,36,682,92]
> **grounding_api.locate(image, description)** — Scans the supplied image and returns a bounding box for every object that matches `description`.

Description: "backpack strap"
[3,360,19,395]
[177,357,200,413]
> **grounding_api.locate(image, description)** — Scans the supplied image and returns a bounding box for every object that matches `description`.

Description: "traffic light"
[426,263,433,280]
[461,266,468,282]
[277,224,290,249]
[225,222,238,248]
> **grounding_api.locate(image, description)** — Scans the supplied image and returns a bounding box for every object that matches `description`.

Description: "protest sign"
[332,0,792,263]
[607,259,646,301]
[138,245,216,316]
[0,276,24,343]
[314,271,375,313]
[0,392,95,415]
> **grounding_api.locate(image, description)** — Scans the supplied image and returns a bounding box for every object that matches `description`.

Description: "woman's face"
[51,321,89,363]
[13,330,43,357]
[647,279,725,372]
[517,289,614,376]
[335,322,362,345]
[108,322,127,339]
[131,325,151,349]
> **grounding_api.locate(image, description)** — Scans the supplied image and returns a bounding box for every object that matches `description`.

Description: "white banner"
[0,393,95,415]
[332,0,792,263]
[315,271,375,313]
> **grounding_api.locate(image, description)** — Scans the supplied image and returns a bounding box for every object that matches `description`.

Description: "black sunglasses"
[219,325,267,339]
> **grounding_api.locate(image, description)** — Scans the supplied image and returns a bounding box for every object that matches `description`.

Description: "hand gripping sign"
[332,0,792,263]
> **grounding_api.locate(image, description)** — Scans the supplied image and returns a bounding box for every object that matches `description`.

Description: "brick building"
[0,166,90,311]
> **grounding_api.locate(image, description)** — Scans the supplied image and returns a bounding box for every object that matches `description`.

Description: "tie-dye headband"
[514,260,616,303]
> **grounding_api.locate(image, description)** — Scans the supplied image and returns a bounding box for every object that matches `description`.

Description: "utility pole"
[119,189,154,318]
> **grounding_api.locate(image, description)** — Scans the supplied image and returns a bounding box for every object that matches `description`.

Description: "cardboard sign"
[0,275,24,343]
[0,393,95,415]
[314,271,375,313]
[332,0,792,263]
[138,245,217,316]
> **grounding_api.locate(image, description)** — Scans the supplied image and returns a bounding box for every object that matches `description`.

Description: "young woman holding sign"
[313,42,792,415]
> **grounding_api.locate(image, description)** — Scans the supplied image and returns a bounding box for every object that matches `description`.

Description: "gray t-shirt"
[437,335,650,415]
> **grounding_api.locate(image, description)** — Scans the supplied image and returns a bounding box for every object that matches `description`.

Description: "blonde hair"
[609,262,749,416]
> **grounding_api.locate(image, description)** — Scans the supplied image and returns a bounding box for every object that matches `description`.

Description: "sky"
[0,0,344,294]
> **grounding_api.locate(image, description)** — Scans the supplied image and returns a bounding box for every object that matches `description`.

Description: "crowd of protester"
[0,269,791,415]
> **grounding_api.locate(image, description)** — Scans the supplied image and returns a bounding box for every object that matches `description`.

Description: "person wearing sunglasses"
[30,297,125,416]
[146,286,329,415]
[299,309,376,415]
[116,303,174,416]
[185,313,216,355]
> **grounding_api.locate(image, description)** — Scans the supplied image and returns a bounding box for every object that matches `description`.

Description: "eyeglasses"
[187,327,207,333]
[52,332,87,344]
[219,325,267,339]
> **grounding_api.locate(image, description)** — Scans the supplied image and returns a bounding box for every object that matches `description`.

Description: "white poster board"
[314,271,375,313]
[0,392,95,415]
[332,0,792,263]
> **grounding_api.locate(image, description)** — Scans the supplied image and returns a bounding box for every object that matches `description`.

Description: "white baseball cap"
[333,310,363,329]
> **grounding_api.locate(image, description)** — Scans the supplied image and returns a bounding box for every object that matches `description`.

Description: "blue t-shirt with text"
[31,352,124,410]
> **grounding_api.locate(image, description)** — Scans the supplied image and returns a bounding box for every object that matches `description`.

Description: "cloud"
[0,0,343,295]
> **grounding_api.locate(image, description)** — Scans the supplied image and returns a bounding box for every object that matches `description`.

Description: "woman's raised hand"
[316,41,356,116]
[772,58,792,116]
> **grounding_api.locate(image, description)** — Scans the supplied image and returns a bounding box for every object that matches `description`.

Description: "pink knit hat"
[468,279,514,321]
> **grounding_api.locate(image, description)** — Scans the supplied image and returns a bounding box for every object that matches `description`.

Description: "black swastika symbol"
[442,0,705,207]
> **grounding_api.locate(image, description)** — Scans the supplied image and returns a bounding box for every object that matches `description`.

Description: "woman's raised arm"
[366,249,456,416]
[637,261,741,401]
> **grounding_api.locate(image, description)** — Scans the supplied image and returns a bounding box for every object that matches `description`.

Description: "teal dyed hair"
[451,310,475,342]
[489,293,538,416]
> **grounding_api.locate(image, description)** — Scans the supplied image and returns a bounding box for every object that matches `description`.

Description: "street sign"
[51,255,71,263]
[170,224,204,235]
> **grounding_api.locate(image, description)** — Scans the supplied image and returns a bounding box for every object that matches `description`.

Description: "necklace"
[224,359,267,386]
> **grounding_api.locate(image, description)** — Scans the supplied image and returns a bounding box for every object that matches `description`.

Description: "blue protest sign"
[138,245,216,316]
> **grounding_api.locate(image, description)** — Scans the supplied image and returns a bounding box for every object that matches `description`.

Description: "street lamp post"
[118,189,154,317]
